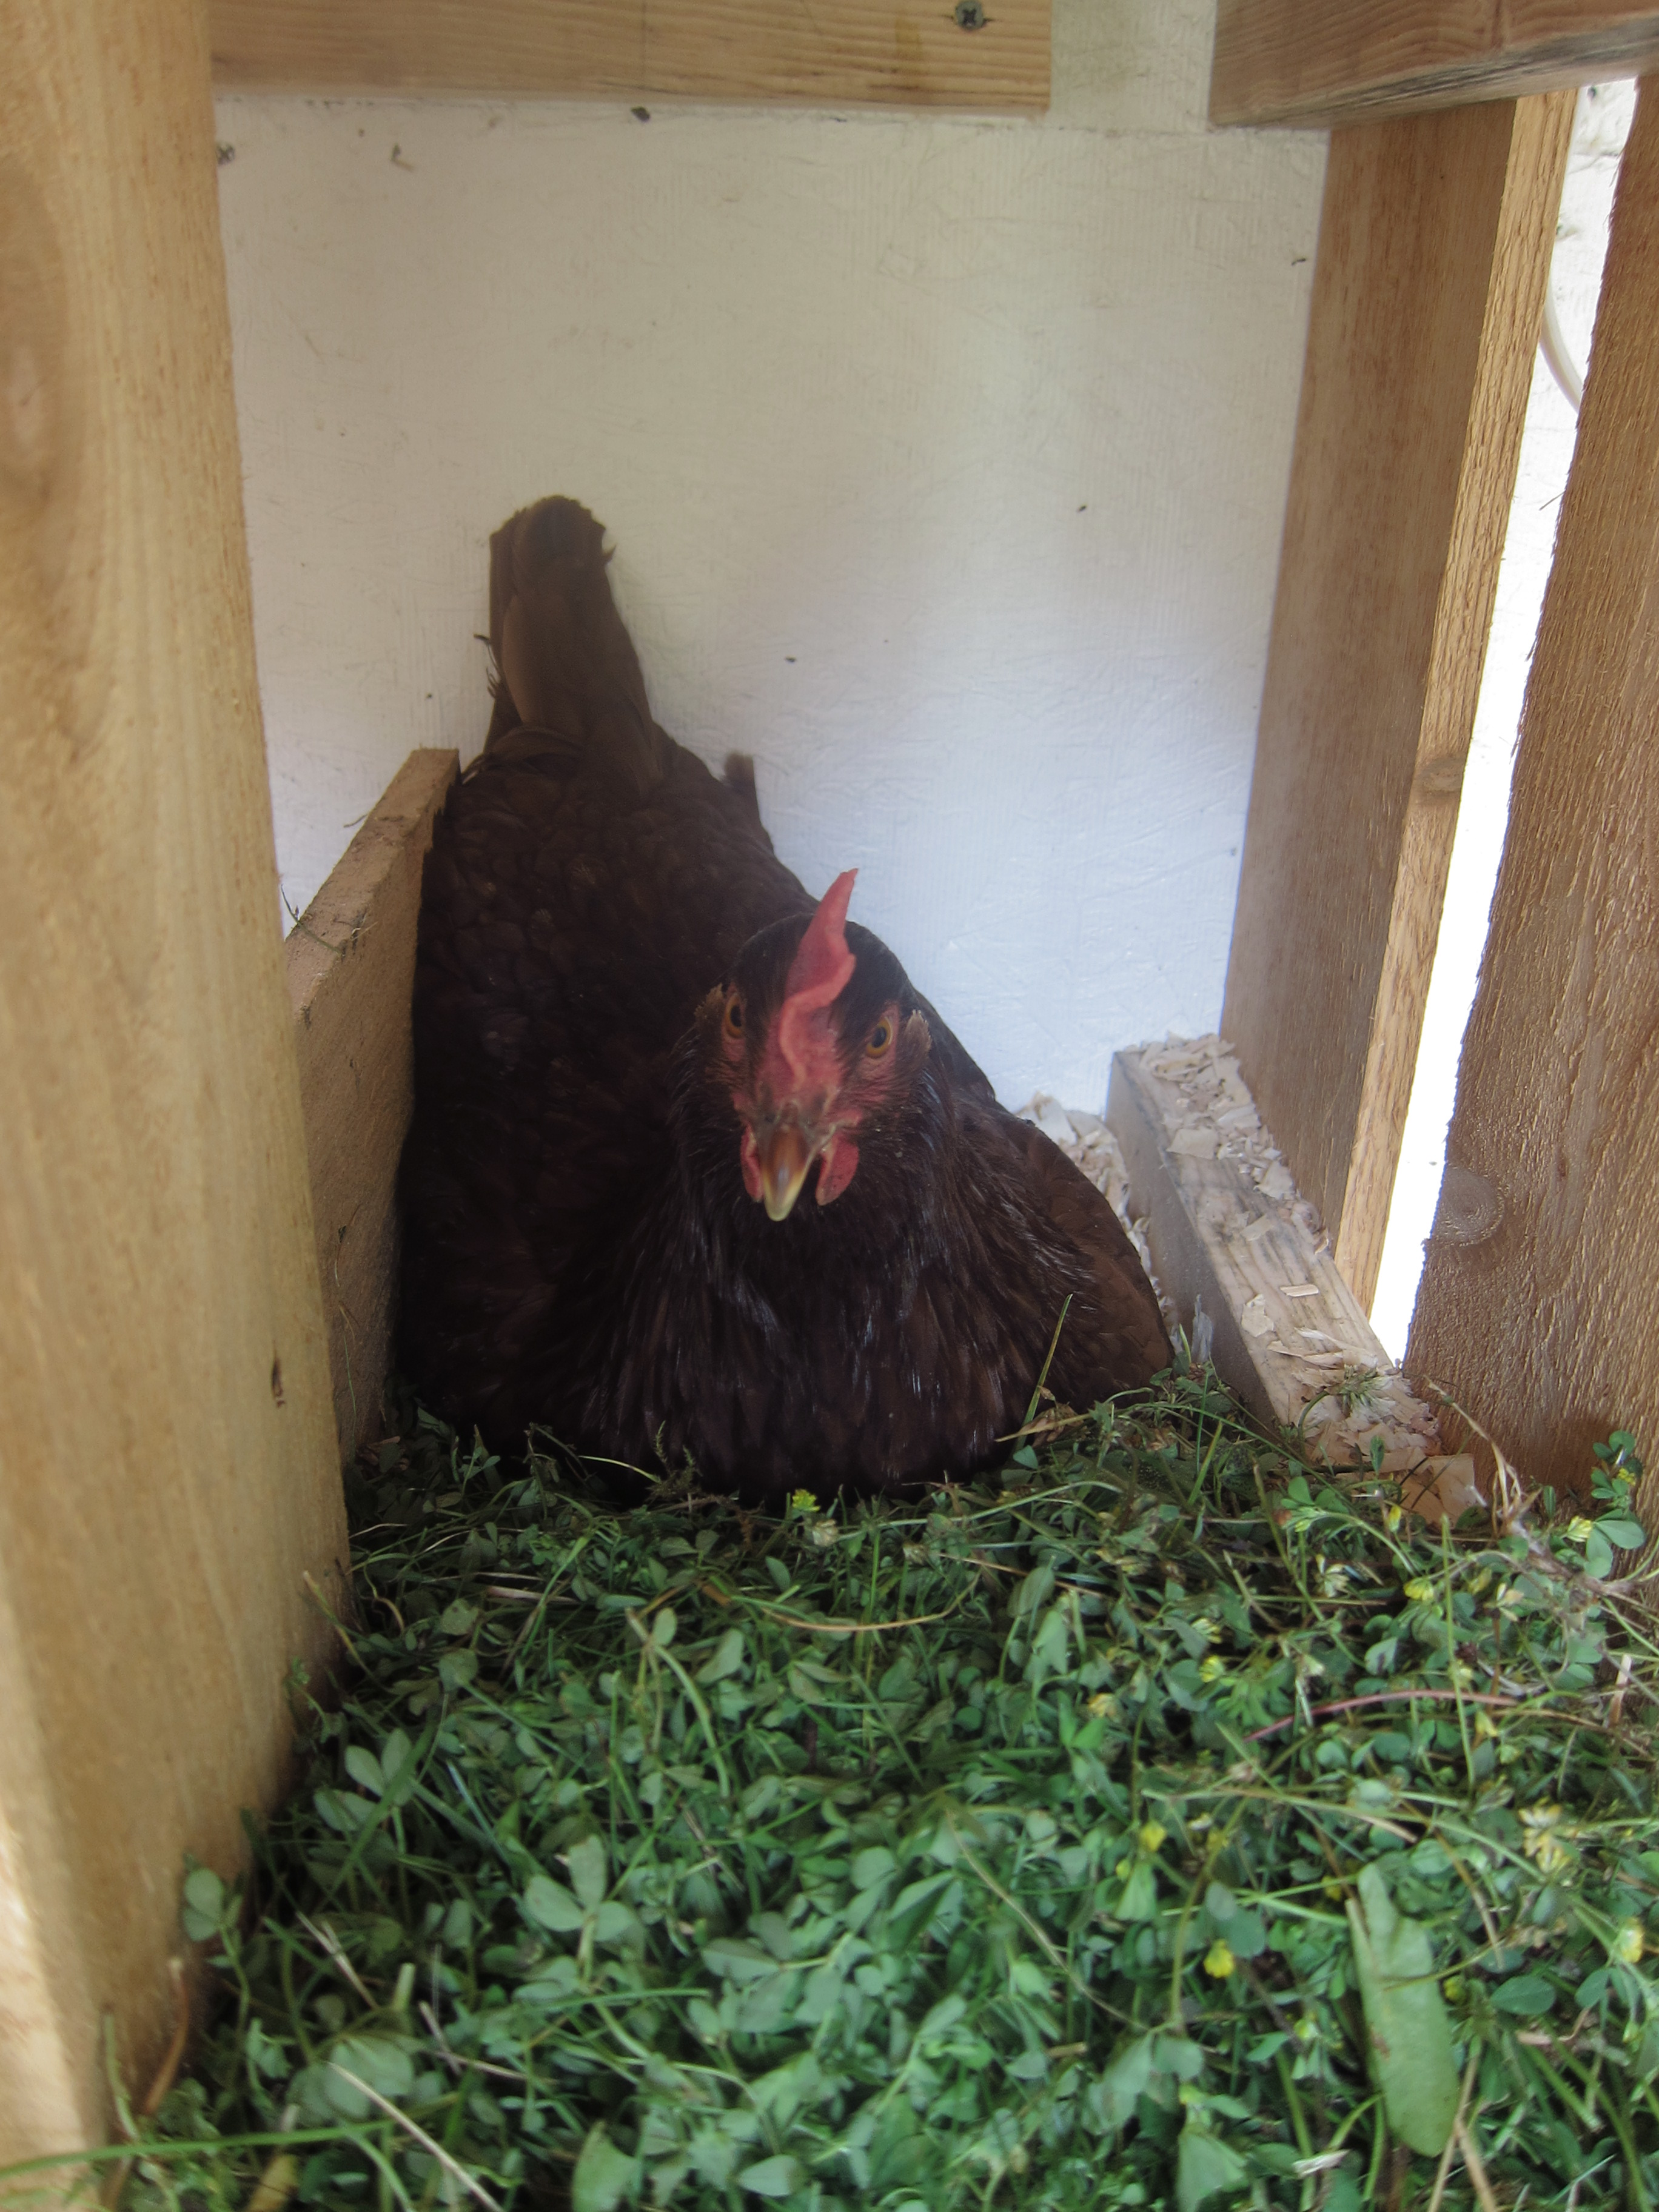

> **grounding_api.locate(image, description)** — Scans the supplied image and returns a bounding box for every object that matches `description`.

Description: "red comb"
[775,871,857,1093]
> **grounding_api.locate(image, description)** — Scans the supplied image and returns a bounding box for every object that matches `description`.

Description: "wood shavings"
[1017,1094,1163,1314]
[1110,1037,1444,1475]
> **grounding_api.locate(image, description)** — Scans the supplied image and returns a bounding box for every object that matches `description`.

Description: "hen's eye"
[866,1019,893,1058]
[723,996,745,1038]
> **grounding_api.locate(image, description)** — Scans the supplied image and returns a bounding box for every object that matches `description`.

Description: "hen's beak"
[759,1122,813,1222]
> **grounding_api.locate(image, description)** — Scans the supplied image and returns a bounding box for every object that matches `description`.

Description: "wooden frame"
[5,0,1658,2173]
[209,0,1050,111]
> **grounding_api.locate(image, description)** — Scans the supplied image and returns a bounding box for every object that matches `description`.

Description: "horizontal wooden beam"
[209,0,1050,110]
[1221,93,1572,1316]
[1409,78,1659,1506]
[288,748,459,1464]
[1213,0,1659,128]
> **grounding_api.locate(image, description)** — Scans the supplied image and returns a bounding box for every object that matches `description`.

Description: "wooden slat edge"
[287,747,459,1461]
[1212,0,1659,129]
[209,0,1050,112]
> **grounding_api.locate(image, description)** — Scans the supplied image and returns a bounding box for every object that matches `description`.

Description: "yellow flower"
[1384,1504,1403,1533]
[1615,1921,1645,1966]
[789,1489,818,1513]
[1199,1656,1226,1683]
[1521,1803,1572,1875]
[1138,1822,1167,1855]
[1086,1691,1117,1719]
[1403,1577,1436,1603]
[1203,1941,1236,1979]
[1567,1516,1597,1543]
[1443,1976,1465,2002]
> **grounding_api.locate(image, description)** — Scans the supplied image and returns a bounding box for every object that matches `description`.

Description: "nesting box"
[4,0,1659,2180]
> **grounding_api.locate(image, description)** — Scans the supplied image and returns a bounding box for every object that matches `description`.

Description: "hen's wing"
[999,1113,1170,1396]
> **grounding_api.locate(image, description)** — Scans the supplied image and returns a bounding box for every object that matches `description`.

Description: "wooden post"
[0,0,344,2173]
[1409,79,1659,1501]
[1221,92,1572,1313]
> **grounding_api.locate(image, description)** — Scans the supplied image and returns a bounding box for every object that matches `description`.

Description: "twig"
[101,1960,190,2208]
[1245,1688,1527,1741]
[1426,2053,1481,2212]
[298,1915,375,2007]
[327,2066,504,2212]
[1456,2116,1501,2212]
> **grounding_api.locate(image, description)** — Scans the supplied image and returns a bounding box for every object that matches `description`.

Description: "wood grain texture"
[1107,1051,1396,1435]
[288,748,458,1463]
[1221,93,1572,1317]
[209,0,1050,110]
[1408,78,1659,1502]
[1212,0,1659,127]
[0,0,345,2170]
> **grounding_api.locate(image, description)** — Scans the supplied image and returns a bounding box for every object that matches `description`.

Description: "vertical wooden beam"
[1409,80,1659,1499]
[0,0,344,2171]
[1221,92,1572,1313]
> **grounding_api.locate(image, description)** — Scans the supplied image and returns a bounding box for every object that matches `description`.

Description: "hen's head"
[699,872,933,1222]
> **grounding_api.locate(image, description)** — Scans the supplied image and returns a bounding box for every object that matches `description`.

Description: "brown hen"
[400,498,1169,1490]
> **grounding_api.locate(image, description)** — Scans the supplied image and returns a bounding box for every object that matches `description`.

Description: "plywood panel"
[0,0,344,2171]
[210,0,1050,110]
[1213,0,1659,128]
[288,748,458,1461]
[1221,93,1572,1316]
[1409,79,1659,1501]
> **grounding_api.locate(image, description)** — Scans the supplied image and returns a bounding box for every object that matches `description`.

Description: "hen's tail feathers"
[483,498,664,791]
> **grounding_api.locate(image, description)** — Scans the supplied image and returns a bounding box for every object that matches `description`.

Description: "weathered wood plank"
[1107,1042,1440,1472]
[209,0,1050,111]
[288,749,459,1463]
[0,0,344,2170]
[1409,78,1659,1503]
[1212,0,1659,129]
[1221,93,1573,1316]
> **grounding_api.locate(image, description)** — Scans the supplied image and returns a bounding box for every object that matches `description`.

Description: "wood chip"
[1279,1283,1321,1299]
[1170,1127,1218,1160]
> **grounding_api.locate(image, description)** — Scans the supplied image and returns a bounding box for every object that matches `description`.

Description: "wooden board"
[288,749,458,1463]
[1107,1044,1440,1472]
[0,0,344,2173]
[1221,93,1573,1316]
[1409,77,1659,1505]
[1213,0,1659,128]
[209,0,1050,111]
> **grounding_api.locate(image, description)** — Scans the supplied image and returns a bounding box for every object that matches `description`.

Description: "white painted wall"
[216,0,1324,1113]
